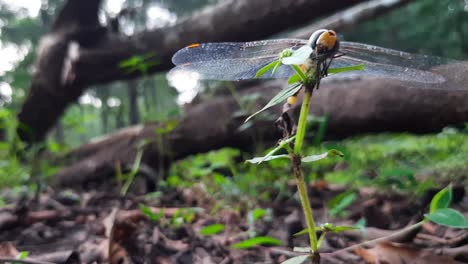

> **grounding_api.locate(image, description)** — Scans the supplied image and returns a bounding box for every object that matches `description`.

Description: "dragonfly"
[170,29,467,91]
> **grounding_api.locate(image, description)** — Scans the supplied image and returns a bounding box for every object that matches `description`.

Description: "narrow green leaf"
[281,255,309,264]
[250,208,267,221]
[246,154,289,164]
[288,73,302,84]
[328,64,365,75]
[425,208,468,228]
[328,191,357,217]
[429,185,452,214]
[139,204,164,222]
[329,225,358,232]
[231,236,282,249]
[247,136,295,165]
[271,60,281,75]
[294,225,357,237]
[293,227,320,237]
[199,224,225,236]
[16,251,29,260]
[302,149,344,163]
[245,83,302,122]
[290,65,307,82]
[255,60,280,78]
[317,232,326,249]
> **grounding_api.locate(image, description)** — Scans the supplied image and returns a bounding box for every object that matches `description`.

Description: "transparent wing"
[169,56,296,80]
[172,39,306,65]
[170,39,468,90]
[332,41,455,84]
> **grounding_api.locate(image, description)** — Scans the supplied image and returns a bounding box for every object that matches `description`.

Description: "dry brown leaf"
[0,242,19,257]
[355,242,464,264]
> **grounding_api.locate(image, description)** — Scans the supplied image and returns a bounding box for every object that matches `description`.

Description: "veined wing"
[169,56,296,80]
[333,41,454,84]
[172,39,306,65]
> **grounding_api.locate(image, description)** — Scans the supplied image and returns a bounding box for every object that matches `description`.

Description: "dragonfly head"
[308,29,339,56]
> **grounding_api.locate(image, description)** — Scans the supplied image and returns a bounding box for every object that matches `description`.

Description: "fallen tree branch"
[18,0,367,143]
[52,75,468,187]
[290,0,413,39]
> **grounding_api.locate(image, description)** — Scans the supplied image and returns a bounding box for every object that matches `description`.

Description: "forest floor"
[0,183,467,264]
[1,132,468,264]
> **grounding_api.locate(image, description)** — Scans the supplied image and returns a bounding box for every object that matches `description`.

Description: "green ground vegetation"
[166,127,468,209]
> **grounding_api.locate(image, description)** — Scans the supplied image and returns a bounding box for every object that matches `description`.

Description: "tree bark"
[17,0,367,143]
[128,81,140,125]
[289,0,412,39]
[97,87,110,134]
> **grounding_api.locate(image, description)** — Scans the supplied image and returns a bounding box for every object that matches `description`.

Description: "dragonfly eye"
[308,29,328,48]
[308,29,339,55]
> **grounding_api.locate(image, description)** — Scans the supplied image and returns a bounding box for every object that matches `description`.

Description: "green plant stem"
[291,88,319,262]
[294,90,312,154]
[295,165,318,253]
[120,147,144,196]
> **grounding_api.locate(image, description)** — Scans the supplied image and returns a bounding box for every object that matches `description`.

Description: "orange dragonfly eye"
[316,30,337,51]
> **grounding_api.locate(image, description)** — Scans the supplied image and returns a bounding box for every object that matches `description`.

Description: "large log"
[18,0,368,143]
[52,74,468,187]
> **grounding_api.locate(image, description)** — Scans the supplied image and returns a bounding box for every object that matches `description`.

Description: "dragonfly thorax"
[302,57,316,73]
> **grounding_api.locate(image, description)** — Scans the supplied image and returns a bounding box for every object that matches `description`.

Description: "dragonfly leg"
[275,111,294,139]
[314,68,320,90]
[333,52,345,59]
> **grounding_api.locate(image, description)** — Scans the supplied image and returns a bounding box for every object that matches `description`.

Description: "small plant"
[117,140,148,196]
[118,53,158,75]
[425,185,468,228]
[231,236,282,249]
[170,30,468,263]
[247,37,361,263]
[327,190,357,218]
[199,223,225,236]
[139,204,165,222]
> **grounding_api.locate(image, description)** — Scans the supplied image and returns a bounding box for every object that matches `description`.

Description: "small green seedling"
[199,223,225,236]
[139,204,164,222]
[327,190,357,218]
[331,185,468,262]
[425,185,468,228]
[118,140,147,196]
[231,236,282,249]
[119,52,158,75]
[17,251,29,259]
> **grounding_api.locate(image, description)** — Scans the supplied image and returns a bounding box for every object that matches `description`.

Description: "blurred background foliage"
[0,0,467,193]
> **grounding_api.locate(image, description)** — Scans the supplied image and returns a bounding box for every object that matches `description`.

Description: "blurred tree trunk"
[142,79,153,114]
[17,0,367,144]
[128,81,140,125]
[116,105,125,129]
[97,87,110,134]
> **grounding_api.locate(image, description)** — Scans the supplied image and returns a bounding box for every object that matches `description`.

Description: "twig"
[326,221,424,256]
[0,258,54,264]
